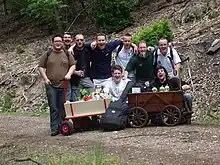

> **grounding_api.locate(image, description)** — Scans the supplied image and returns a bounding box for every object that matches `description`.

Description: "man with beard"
[70,34,93,101]
[115,33,135,81]
[105,65,130,101]
[124,40,154,91]
[153,38,181,77]
[38,35,76,136]
[63,32,73,50]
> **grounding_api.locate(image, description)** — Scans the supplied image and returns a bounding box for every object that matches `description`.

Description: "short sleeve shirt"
[105,78,130,101]
[38,50,76,88]
[155,47,181,77]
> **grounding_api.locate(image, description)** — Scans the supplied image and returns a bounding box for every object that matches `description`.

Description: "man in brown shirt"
[38,35,76,136]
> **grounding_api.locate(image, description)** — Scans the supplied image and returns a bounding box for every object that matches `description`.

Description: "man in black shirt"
[151,66,193,111]
[70,34,93,101]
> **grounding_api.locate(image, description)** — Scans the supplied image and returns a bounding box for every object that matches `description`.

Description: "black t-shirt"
[70,45,91,86]
[151,77,187,91]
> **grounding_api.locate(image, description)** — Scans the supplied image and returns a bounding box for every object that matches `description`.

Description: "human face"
[123,36,132,49]
[96,35,106,49]
[159,39,168,55]
[138,43,147,57]
[112,69,122,84]
[157,68,166,81]
[52,36,63,51]
[63,34,73,46]
[75,34,85,48]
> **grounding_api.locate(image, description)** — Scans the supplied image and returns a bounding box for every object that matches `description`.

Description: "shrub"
[0,92,14,112]
[91,0,136,33]
[15,44,25,54]
[132,19,174,46]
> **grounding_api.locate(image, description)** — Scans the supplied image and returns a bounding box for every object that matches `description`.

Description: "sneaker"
[51,131,59,136]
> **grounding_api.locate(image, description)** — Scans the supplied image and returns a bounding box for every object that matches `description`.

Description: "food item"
[159,86,165,92]
[165,85,170,92]
[152,87,158,92]
[83,95,93,101]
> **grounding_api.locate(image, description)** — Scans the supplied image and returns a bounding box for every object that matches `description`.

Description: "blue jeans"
[183,93,193,111]
[46,85,70,132]
[71,85,78,102]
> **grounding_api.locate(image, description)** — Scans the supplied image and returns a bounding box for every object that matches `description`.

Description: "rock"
[207,39,220,55]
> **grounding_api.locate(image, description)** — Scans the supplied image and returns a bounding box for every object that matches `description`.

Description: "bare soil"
[0,114,219,165]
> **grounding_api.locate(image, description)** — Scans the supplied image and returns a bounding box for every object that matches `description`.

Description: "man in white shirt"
[105,65,130,101]
[115,33,135,80]
[153,38,181,77]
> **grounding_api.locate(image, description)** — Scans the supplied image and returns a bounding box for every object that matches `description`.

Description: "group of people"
[38,32,193,136]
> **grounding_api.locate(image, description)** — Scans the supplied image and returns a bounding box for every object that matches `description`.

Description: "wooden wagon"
[60,98,111,135]
[127,91,192,128]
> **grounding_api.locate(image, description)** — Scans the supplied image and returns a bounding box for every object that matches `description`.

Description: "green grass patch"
[197,116,220,125]
[0,139,122,165]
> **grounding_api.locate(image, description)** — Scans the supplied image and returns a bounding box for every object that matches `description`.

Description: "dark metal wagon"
[127,91,192,128]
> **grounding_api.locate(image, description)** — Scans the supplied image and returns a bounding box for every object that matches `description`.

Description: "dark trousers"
[46,85,70,132]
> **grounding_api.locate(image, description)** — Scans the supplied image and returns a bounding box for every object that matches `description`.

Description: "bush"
[0,92,14,112]
[91,0,136,33]
[21,0,66,30]
[132,19,174,46]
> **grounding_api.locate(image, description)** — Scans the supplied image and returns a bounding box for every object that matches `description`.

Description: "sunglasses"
[76,39,84,41]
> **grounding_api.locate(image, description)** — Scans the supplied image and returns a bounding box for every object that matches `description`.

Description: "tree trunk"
[3,0,8,15]
[54,7,63,33]
[78,0,94,24]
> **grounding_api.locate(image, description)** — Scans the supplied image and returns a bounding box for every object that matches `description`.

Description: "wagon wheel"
[128,107,149,128]
[60,120,74,136]
[161,105,181,126]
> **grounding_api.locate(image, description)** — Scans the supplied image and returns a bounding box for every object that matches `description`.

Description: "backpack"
[153,46,174,70]
[100,81,135,131]
[116,43,135,57]
[111,44,135,66]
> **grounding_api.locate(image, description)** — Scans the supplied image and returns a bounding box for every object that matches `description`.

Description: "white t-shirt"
[115,46,134,78]
[154,47,181,77]
[105,78,130,101]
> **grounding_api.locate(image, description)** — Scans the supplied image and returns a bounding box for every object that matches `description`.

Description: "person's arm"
[131,43,138,54]
[84,42,96,50]
[68,44,76,56]
[172,48,181,76]
[64,54,76,80]
[181,80,191,91]
[39,67,51,85]
[38,53,51,85]
[65,65,76,80]
[108,40,123,50]
[124,56,137,79]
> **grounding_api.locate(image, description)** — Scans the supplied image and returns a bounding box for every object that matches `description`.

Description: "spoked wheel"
[60,120,74,136]
[128,107,149,128]
[161,105,181,126]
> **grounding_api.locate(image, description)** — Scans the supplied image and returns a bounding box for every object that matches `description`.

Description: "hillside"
[0,0,219,121]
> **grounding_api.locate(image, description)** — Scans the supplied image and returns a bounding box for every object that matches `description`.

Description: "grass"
[197,116,220,125]
[0,138,122,165]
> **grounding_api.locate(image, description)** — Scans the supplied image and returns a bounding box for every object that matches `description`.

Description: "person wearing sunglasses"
[70,34,94,101]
